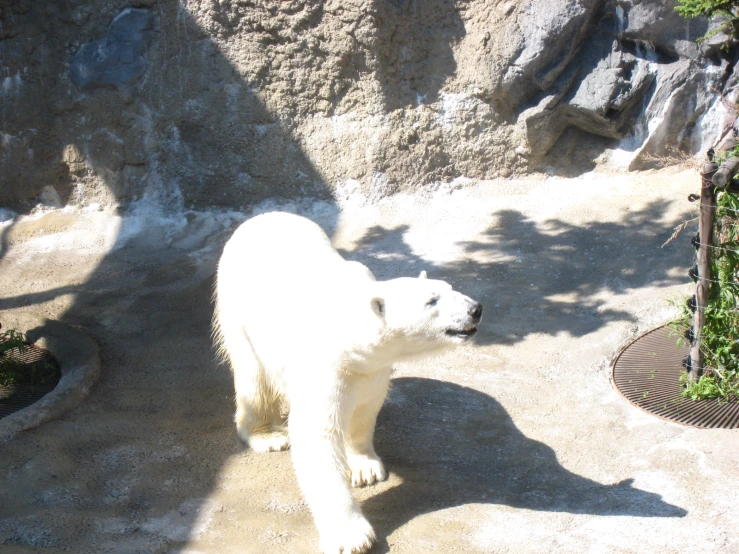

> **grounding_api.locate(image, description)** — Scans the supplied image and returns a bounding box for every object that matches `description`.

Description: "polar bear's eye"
[426,296,439,307]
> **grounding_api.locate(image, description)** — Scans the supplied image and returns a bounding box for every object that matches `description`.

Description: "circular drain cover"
[0,344,61,420]
[612,325,739,429]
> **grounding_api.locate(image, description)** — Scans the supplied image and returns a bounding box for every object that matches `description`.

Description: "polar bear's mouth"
[445,325,478,339]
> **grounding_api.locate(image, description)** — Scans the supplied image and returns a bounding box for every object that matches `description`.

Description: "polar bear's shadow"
[363,377,686,549]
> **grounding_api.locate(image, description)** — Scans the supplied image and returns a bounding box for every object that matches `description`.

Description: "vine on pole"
[677,151,739,401]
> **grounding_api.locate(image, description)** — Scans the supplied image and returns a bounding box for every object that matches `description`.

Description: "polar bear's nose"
[469,302,483,320]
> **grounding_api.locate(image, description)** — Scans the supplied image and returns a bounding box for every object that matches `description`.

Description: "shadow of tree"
[0,2,335,552]
[364,377,686,551]
[0,2,332,215]
[340,200,690,346]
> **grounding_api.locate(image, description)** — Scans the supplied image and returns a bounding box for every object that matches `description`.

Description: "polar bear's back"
[215,212,374,369]
[218,212,347,306]
[226,211,339,272]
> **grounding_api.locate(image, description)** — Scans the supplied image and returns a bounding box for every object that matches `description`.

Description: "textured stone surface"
[0,0,736,211]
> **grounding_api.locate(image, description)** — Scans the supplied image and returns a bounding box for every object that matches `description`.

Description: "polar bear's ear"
[419,270,428,279]
[371,297,385,322]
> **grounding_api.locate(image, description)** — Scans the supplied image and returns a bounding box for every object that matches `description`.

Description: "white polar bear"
[213,212,482,554]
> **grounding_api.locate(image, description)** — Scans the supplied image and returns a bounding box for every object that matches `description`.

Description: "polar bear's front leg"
[345,368,391,487]
[289,384,375,554]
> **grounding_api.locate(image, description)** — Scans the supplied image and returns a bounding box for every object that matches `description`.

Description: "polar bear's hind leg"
[245,428,290,453]
[235,384,289,452]
[217,312,289,452]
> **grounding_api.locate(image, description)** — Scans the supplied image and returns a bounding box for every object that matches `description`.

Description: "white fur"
[213,212,481,554]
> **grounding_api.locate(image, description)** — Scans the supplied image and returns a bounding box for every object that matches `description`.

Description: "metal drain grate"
[612,325,739,429]
[0,344,61,420]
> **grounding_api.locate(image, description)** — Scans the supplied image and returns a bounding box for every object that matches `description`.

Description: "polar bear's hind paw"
[244,431,290,452]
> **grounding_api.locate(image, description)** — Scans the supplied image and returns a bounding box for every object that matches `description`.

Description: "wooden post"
[690,162,718,381]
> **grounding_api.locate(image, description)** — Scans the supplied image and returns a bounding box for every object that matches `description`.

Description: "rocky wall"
[0,0,736,213]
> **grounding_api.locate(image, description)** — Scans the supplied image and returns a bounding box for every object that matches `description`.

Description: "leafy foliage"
[675,152,739,401]
[676,0,739,47]
[679,371,728,400]
[0,328,27,357]
[677,0,738,19]
[0,327,30,388]
[0,327,57,393]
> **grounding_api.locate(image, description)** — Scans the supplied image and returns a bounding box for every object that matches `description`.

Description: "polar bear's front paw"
[319,514,375,554]
[347,452,387,487]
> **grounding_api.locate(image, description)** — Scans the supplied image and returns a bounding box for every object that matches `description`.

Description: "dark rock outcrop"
[69,8,155,93]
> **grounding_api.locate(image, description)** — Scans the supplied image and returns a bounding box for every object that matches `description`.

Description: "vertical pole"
[690,162,718,381]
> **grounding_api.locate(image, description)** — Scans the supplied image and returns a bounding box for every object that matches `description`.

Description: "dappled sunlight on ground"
[4,168,739,554]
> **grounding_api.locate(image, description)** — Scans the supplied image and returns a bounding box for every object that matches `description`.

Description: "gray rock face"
[496,0,603,113]
[510,0,725,172]
[0,0,735,211]
[69,8,155,93]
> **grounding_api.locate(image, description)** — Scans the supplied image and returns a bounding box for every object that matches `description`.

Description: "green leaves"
[676,0,736,19]
[676,186,739,401]
[676,0,739,48]
[679,371,731,401]
[0,328,56,392]
[0,328,27,357]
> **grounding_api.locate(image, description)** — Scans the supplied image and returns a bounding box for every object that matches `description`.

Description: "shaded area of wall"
[0,1,330,213]
[0,2,339,549]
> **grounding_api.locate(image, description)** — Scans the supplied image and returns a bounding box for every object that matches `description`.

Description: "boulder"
[69,8,155,93]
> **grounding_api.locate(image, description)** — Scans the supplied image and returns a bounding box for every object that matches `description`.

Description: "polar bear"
[213,212,482,554]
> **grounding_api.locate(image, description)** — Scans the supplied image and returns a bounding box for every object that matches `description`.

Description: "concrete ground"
[1,168,738,553]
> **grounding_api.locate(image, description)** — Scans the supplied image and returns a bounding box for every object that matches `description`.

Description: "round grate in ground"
[0,344,61,420]
[612,325,739,429]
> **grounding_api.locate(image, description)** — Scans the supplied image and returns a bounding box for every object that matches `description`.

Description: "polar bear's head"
[371,271,483,359]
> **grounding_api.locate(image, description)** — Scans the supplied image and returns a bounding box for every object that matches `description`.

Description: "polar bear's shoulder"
[342,260,376,283]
